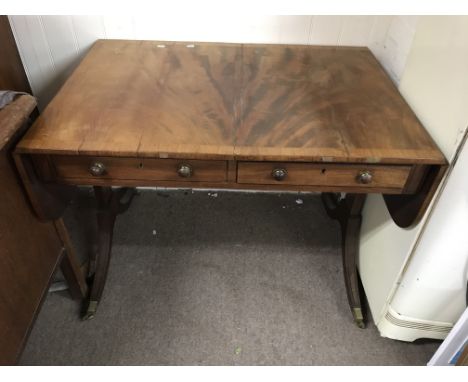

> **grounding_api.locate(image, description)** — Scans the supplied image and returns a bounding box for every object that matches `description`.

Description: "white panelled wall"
[9,15,418,110]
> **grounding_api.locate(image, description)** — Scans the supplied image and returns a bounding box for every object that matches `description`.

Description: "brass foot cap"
[355,319,366,329]
[82,300,98,321]
[353,308,365,329]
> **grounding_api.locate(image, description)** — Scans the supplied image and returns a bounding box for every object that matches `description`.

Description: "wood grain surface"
[51,155,228,183]
[0,95,36,151]
[17,40,239,159]
[237,162,411,189]
[0,96,61,365]
[16,40,446,166]
[0,156,63,365]
[237,45,445,164]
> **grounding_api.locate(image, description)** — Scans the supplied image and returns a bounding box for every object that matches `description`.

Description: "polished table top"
[16,40,445,166]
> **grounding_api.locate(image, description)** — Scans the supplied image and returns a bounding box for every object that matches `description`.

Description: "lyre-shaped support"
[322,193,367,328]
[82,186,136,320]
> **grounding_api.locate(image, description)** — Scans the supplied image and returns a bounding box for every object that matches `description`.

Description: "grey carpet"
[19,189,440,365]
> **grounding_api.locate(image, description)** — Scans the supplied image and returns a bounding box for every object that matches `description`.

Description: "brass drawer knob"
[357,170,373,184]
[177,163,193,178]
[89,161,106,176]
[272,168,287,181]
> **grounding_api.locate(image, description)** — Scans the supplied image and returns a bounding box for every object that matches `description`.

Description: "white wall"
[360,16,468,327]
[9,15,417,110]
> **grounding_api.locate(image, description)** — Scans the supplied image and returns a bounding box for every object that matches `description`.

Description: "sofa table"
[14,40,447,328]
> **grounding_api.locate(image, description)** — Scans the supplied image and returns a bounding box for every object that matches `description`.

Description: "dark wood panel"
[1,95,86,364]
[384,164,447,228]
[237,161,411,190]
[0,176,63,366]
[0,97,62,365]
[0,16,31,92]
[51,155,228,183]
[0,155,63,365]
[35,154,415,194]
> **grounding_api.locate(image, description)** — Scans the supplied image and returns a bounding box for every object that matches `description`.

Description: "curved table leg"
[322,193,367,328]
[82,186,136,320]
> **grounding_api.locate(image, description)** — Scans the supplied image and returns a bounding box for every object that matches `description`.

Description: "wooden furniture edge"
[0,95,36,151]
[0,95,85,364]
[383,164,448,228]
[54,219,88,300]
[13,152,77,221]
[8,249,65,365]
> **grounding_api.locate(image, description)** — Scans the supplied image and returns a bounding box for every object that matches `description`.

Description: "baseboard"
[377,305,453,342]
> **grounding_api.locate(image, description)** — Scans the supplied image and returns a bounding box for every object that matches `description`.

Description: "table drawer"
[51,156,228,183]
[237,162,412,190]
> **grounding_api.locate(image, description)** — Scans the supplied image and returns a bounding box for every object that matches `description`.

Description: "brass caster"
[353,308,365,329]
[355,318,366,329]
[82,300,98,321]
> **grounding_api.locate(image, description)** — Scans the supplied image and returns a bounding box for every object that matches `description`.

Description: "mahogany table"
[14,40,447,328]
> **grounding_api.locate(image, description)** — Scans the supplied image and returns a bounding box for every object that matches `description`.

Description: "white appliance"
[361,133,468,342]
[358,16,468,342]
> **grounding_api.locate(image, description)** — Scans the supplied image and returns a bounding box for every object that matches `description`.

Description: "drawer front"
[51,156,228,183]
[237,162,411,190]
